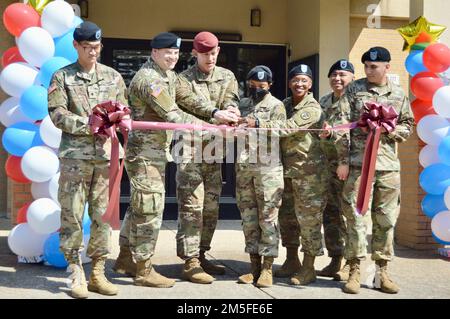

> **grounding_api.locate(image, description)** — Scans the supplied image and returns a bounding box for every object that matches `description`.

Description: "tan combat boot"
[256,256,274,288]
[317,256,343,277]
[87,257,118,296]
[112,245,136,277]
[67,262,88,299]
[135,259,175,288]
[199,250,226,275]
[290,254,316,286]
[333,259,351,281]
[182,257,215,284]
[238,254,261,284]
[376,260,399,294]
[274,247,301,278]
[342,259,361,294]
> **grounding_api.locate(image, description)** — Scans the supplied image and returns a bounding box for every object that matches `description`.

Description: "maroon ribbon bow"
[89,101,132,230]
[355,102,398,215]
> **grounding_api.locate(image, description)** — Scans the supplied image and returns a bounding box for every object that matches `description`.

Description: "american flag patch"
[150,81,163,98]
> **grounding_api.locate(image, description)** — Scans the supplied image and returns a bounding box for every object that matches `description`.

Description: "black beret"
[328,59,355,78]
[247,65,273,82]
[73,21,102,42]
[151,32,181,49]
[288,64,313,81]
[361,47,391,63]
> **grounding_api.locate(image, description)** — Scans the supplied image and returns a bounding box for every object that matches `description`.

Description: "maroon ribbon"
[89,102,230,229]
[355,102,398,216]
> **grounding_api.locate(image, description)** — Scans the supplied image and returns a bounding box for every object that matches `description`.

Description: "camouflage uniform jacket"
[319,92,349,166]
[126,58,214,162]
[178,64,239,121]
[237,93,286,171]
[258,92,325,178]
[337,78,414,171]
[48,62,127,160]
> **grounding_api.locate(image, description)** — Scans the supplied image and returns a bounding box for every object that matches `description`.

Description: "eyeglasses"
[80,43,103,53]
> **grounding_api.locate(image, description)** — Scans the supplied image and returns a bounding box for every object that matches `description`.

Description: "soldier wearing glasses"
[48,21,128,299]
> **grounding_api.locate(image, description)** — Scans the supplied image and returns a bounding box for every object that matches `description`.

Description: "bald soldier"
[174,32,240,284]
[317,59,355,280]
[333,47,414,294]
[48,21,127,298]
[113,32,239,288]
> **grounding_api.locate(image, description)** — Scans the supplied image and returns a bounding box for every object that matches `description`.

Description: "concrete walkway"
[1,217,449,299]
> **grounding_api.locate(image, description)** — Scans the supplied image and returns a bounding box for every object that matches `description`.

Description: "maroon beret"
[193,31,219,53]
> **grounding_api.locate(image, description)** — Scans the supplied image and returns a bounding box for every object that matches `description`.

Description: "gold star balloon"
[397,16,447,51]
[27,0,53,15]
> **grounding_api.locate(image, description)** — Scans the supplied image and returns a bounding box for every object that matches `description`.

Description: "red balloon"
[16,202,31,224]
[411,99,437,123]
[423,43,450,73]
[5,156,31,184]
[1,46,26,68]
[411,72,444,101]
[2,3,40,37]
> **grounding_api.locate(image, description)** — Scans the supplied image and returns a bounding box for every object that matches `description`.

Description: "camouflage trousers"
[341,167,401,261]
[59,159,111,263]
[235,166,283,257]
[279,170,327,256]
[323,164,346,257]
[119,157,166,262]
[176,162,222,260]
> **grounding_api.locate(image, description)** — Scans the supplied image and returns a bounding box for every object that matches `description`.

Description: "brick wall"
[350,17,440,250]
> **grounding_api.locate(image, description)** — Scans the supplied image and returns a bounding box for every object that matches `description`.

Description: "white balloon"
[40,116,62,148]
[431,210,450,242]
[21,146,60,183]
[41,1,75,37]
[27,198,61,235]
[417,115,450,146]
[433,86,450,119]
[8,223,49,257]
[31,172,60,202]
[419,145,441,168]
[81,234,92,264]
[17,27,55,68]
[0,62,39,97]
[0,97,34,127]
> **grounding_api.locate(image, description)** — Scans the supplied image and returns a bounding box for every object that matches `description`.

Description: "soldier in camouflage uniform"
[116,32,239,288]
[235,66,285,288]
[317,59,355,280]
[334,47,414,294]
[245,64,327,286]
[48,22,126,299]
[174,32,240,284]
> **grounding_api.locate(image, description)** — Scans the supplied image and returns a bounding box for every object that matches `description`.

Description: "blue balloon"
[82,203,91,235]
[432,232,450,245]
[405,50,428,76]
[419,163,450,195]
[54,30,78,64]
[72,16,83,28]
[38,57,71,88]
[439,136,450,166]
[421,194,448,218]
[19,85,49,120]
[1,122,43,156]
[44,232,68,268]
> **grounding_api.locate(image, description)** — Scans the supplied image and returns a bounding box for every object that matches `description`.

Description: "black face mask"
[248,87,269,101]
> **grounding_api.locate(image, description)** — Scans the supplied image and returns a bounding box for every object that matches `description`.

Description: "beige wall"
[88,0,288,44]
[351,0,409,18]
[410,0,450,46]
[319,0,350,96]
[287,0,320,60]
